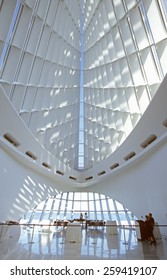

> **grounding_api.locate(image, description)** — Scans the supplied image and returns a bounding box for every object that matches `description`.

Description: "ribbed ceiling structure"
[0,0,167,172]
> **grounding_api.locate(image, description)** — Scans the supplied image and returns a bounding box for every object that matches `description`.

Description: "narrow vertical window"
[78,0,85,170]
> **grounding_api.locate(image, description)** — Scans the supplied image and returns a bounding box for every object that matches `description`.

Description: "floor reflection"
[0,226,166,260]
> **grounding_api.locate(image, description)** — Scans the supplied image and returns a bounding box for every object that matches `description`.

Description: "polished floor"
[0,225,167,260]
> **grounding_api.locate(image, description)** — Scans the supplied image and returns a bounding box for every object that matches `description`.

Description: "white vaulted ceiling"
[0,0,167,185]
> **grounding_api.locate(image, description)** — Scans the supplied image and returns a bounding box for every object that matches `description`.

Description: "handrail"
[1,222,167,247]
[1,222,167,227]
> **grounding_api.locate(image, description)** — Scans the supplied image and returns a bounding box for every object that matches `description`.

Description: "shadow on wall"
[6,175,57,222]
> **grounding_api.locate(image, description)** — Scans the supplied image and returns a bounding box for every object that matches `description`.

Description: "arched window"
[21,192,136,226]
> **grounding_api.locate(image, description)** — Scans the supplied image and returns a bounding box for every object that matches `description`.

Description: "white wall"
[0,141,82,222]
[85,139,167,233]
[0,146,57,221]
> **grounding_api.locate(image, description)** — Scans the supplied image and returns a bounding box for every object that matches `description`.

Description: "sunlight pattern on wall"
[0,0,167,170]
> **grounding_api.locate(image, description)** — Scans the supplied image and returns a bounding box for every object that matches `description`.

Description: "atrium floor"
[0,225,166,260]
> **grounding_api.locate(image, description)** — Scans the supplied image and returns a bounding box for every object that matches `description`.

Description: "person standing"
[144,215,152,242]
[84,212,88,229]
[148,213,156,245]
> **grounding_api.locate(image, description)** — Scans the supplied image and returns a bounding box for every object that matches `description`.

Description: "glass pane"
[96,212,102,220]
[115,200,124,210]
[80,200,88,211]
[62,193,67,199]
[88,192,94,200]
[81,192,87,200]
[68,192,74,200]
[74,192,81,200]
[67,200,73,210]
[118,212,126,221]
[88,200,94,211]
[78,156,84,168]
[50,211,57,220]
[89,212,95,220]
[73,212,80,219]
[101,199,108,211]
[79,144,84,154]
[73,201,80,211]
[94,193,99,200]
[58,212,65,220]
[79,117,84,130]
[41,212,50,221]
[66,212,72,220]
[22,211,32,223]
[56,193,61,199]
[45,198,53,210]
[107,198,115,210]
[103,212,109,220]
[95,199,101,211]
[36,200,45,210]
[111,212,117,221]
[60,199,66,210]
[52,199,60,210]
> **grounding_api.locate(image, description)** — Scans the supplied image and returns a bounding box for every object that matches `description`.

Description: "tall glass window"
[78,0,85,169]
[21,192,136,226]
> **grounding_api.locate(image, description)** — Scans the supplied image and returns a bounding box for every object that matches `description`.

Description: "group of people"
[79,213,87,220]
[144,213,156,245]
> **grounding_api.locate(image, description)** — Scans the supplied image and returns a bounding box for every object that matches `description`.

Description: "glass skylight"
[0,0,167,170]
[78,0,85,170]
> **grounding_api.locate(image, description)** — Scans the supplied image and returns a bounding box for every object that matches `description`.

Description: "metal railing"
[0,221,167,245]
